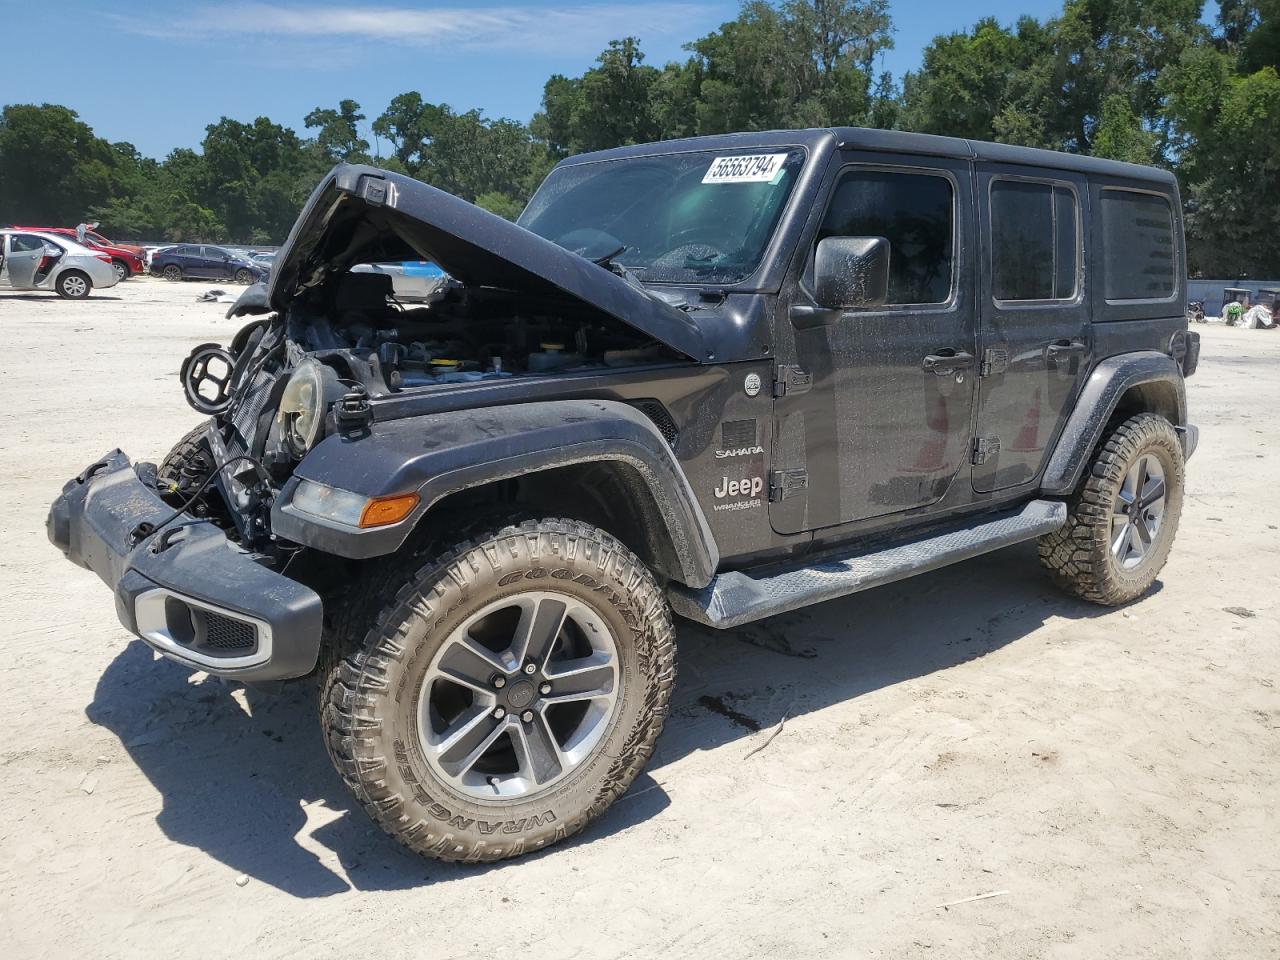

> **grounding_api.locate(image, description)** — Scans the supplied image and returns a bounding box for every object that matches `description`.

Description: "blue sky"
[6,0,1066,159]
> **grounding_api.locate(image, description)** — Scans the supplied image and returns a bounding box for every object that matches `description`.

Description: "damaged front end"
[47,162,715,680]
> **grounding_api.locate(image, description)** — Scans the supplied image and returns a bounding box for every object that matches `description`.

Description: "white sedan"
[0,229,120,298]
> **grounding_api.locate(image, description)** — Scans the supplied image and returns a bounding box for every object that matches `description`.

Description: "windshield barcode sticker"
[702,154,788,184]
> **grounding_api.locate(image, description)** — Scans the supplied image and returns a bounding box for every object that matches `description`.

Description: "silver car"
[0,229,120,298]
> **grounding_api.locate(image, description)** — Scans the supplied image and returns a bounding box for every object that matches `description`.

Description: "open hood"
[268,164,708,361]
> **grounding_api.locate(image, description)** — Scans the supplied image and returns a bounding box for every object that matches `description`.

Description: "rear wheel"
[162,264,182,281]
[321,517,676,862]
[111,260,129,282]
[1039,413,1184,605]
[55,270,91,299]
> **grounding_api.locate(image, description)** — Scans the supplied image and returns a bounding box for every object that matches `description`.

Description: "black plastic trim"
[1040,351,1190,496]
[47,451,323,681]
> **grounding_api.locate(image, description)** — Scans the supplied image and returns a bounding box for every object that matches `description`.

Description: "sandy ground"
[0,278,1276,960]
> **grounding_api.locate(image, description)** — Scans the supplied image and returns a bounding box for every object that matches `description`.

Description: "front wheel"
[162,264,182,281]
[322,518,676,862]
[234,268,254,284]
[111,260,129,282]
[1039,413,1185,605]
[55,270,91,299]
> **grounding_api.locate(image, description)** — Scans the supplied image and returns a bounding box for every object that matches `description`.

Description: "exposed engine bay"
[171,270,686,544]
[289,271,678,392]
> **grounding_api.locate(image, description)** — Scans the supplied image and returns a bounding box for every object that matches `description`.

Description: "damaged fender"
[270,399,720,587]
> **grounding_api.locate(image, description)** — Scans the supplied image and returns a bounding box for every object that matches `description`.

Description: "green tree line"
[1,0,1275,275]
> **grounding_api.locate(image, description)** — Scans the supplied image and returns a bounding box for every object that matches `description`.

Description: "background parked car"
[149,244,268,283]
[0,229,119,298]
[11,226,145,282]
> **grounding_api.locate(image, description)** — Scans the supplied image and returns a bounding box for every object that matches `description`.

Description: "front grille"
[196,609,257,651]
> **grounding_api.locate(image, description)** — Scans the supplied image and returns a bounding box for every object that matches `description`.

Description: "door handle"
[922,350,975,376]
[1046,339,1087,361]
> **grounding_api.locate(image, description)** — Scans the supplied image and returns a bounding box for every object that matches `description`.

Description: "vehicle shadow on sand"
[0,293,123,302]
[86,541,1149,897]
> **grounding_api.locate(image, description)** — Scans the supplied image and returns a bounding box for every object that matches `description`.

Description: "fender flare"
[270,398,720,587]
[1040,351,1188,496]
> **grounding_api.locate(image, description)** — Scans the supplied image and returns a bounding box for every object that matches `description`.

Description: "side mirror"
[813,236,889,309]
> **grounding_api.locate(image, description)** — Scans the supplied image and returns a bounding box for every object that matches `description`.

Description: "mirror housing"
[813,236,889,309]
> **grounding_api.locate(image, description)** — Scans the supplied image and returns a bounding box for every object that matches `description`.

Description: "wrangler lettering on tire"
[321,518,676,862]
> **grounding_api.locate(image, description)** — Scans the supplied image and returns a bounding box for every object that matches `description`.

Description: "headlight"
[277,359,328,457]
[291,479,419,528]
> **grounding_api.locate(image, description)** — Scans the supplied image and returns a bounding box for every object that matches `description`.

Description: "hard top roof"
[560,126,1177,186]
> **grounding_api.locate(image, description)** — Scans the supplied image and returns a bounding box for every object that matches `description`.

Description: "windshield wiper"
[591,243,627,267]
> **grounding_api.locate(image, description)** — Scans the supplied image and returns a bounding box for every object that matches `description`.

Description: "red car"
[11,227,145,282]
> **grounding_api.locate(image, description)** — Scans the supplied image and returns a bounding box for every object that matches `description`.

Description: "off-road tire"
[55,270,92,299]
[1039,413,1184,605]
[162,264,182,281]
[156,421,213,494]
[321,517,676,862]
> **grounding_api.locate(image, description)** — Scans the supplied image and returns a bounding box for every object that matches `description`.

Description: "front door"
[3,234,49,289]
[770,156,978,535]
[972,166,1091,492]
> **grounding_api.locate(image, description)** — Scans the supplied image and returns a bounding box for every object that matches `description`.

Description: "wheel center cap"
[506,679,536,709]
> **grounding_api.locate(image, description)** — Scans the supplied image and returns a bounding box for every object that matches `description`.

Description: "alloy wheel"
[61,275,88,298]
[418,591,621,801]
[1111,453,1167,570]
[112,262,128,282]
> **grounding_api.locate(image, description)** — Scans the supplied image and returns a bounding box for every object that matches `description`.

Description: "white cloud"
[128,2,713,54]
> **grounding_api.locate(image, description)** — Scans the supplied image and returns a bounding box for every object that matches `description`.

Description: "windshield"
[519,148,804,285]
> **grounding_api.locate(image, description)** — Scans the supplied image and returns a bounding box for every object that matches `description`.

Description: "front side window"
[519,148,805,284]
[1101,189,1176,300]
[818,169,954,305]
[990,180,1079,302]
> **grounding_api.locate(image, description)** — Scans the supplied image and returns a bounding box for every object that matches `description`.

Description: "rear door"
[170,245,196,275]
[972,166,1091,492]
[770,154,978,534]
[3,234,49,289]
[193,246,218,279]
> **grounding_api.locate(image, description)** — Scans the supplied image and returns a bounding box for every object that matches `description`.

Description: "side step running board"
[668,499,1066,629]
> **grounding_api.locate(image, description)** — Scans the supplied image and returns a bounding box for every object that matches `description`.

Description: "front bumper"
[47,450,323,681]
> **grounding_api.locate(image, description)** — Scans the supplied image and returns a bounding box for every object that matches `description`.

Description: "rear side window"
[1101,189,1176,300]
[819,169,954,305]
[10,234,48,253]
[990,180,1078,301]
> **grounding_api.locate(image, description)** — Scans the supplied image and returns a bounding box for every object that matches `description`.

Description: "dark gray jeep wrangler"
[49,128,1199,862]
